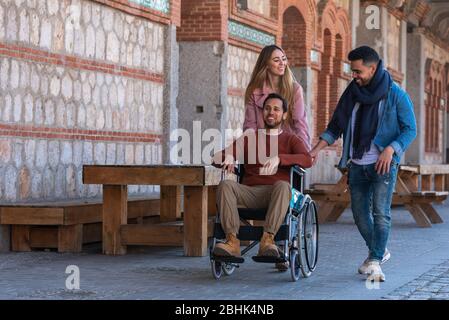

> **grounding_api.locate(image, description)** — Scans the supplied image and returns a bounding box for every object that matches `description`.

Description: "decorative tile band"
[228,20,275,47]
[129,0,170,14]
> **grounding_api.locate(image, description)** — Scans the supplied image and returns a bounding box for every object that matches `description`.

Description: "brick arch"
[281,6,308,67]
[318,0,338,46]
[425,59,446,153]
[335,8,351,60]
[279,0,316,56]
[430,11,449,43]
[426,59,446,95]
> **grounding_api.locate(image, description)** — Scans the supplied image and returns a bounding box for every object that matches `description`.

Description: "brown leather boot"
[213,233,241,257]
[258,232,279,257]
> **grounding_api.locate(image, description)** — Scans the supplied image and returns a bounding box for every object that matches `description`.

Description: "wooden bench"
[306,165,448,227]
[309,189,447,227]
[308,189,448,205]
[83,165,224,257]
[0,197,160,253]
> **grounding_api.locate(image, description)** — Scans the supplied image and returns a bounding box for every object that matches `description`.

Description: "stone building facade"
[0,0,448,204]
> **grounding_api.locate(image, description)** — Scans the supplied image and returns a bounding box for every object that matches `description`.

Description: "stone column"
[350,0,360,48]
[177,41,228,164]
[405,29,426,164]
[162,24,179,164]
[400,19,407,89]
[356,3,387,59]
[292,66,314,140]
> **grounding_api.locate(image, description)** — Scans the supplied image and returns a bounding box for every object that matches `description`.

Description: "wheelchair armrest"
[291,165,305,176]
[290,165,305,191]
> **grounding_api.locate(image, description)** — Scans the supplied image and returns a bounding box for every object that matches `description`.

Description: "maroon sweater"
[217,131,312,186]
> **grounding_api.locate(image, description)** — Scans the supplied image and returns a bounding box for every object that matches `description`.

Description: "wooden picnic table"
[307,164,449,228]
[83,165,224,256]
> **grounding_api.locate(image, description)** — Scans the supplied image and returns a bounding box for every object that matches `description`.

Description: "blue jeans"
[348,161,399,261]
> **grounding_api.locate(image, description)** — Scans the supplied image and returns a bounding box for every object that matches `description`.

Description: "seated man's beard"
[265,120,282,129]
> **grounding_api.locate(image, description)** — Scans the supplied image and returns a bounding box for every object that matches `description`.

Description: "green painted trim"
[129,0,170,14]
[228,20,275,47]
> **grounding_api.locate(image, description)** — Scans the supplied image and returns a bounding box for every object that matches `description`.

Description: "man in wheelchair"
[212,93,312,260]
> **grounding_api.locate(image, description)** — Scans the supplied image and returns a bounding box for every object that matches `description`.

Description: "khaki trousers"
[217,180,291,235]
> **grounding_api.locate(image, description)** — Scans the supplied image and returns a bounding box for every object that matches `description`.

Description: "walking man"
[310,46,417,281]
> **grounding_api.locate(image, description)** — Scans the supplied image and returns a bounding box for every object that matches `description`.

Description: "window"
[237,0,272,17]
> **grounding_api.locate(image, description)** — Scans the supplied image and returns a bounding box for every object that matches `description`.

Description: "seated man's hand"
[260,156,280,175]
[222,154,235,174]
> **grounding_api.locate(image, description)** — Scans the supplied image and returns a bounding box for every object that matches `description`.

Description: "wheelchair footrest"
[251,256,287,264]
[212,255,245,264]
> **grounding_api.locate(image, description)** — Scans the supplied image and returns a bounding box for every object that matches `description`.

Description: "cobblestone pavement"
[1,203,449,300]
[383,260,449,300]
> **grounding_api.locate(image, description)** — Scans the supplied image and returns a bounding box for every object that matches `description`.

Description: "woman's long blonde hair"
[245,45,297,125]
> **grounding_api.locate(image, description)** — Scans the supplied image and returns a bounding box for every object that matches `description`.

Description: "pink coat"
[243,82,311,151]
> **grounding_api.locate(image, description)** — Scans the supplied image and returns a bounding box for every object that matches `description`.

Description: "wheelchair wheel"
[298,208,311,278]
[211,260,223,280]
[301,200,319,275]
[289,249,300,282]
[222,263,235,276]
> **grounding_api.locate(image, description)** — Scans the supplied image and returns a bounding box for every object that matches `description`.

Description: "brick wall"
[177,0,228,42]
[282,6,308,67]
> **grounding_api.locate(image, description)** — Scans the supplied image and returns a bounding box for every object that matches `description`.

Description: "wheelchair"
[210,165,319,282]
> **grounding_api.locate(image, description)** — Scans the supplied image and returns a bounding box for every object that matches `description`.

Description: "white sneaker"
[381,248,391,264]
[366,260,385,282]
[358,258,370,275]
[358,249,390,274]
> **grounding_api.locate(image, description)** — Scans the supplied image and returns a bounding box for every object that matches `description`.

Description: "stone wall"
[0,0,165,203]
[226,45,258,132]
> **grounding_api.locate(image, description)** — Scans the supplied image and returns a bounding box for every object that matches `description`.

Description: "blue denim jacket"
[319,82,417,168]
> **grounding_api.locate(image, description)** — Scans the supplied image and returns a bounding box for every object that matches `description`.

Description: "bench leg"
[434,175,444,191]
[418,203,444,224]
[103,185,127,255]
[58,224,83,253]
[317,202,337,223]
[11,225,31,252]
[160,186,182,222]
[0,225,11,252]
[184,186,208,257]
[421,175,431,191]
[325,202,350,222]
[405,205,432,228]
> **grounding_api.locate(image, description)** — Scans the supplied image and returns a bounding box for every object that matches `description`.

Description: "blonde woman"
[244,45,311,150]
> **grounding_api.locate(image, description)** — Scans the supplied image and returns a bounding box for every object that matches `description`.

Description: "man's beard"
[264,120,282,129]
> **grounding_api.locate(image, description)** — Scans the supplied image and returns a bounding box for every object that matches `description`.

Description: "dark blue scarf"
[327,60,392,159]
